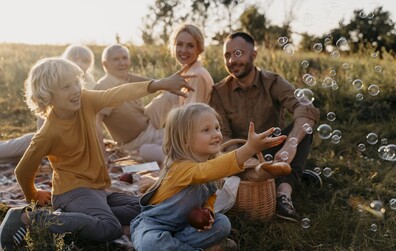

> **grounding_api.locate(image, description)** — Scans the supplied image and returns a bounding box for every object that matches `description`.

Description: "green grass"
[0,43,395,250]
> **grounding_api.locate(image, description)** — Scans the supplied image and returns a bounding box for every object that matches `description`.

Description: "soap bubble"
[301,60,309,68]
[357,204,363,213]
[273,127,282,136]
[342,63,350,69]
[358,143,366,152]
[390,198,396,210]
[336,37,348,51]
[371,52,378,58]
[327,112,336,121]
[324,37,331,44]
[356,93,364,101]
[283,44,295,55]
[329,70,337,76]
[289,137,298,147]
[264,154,273,162]
[278,37,288,46]
[352,79,363,90]
[301,218,311,229]
[380,138,388,145]
[332,130,342,138]
[295,88,315,106]
[280,151,289,161]
[374,65,382,73]
[366,133,378,145]
[322,77,335,88]
[331,135,341,144]
[317,124,332,139]
[330,51,340,58]
[378,144,396,161]
[302,74,317,86]
[370,224,378,232]
[368,84,380,96]
[313,43,323,52]
[314,167,321,174]
[322,167,332,177]
[370,200,384,211]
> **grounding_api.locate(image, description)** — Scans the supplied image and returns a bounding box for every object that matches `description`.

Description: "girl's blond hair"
[168,23,205,59]
[162,103,220,171]
[24,58,83,118]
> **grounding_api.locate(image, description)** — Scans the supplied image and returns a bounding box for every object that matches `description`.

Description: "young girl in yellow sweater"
[130,103,286,251]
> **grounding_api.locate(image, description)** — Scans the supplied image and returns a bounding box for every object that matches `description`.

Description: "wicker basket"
[222,139,276,220]
[232,179,276,220]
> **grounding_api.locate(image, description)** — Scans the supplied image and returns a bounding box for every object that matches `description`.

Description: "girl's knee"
[212,214,231,237]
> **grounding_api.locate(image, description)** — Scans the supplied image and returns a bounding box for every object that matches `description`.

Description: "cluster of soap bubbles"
[357,132,395,162]
[278,37,295,55]
[378,144,396,161]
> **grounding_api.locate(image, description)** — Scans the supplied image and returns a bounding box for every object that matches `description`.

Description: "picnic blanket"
[0,144,159,250]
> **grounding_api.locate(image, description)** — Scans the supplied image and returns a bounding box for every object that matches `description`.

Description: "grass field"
[0,43,395,250]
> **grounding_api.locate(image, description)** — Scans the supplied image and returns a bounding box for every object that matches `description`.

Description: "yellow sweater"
[15,81,151,202]
[149,151,244,212]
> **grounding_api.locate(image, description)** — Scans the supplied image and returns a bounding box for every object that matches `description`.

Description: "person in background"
[210,31,321,222]
[139,23,215,163]
[130,103,286,251]
[0,44,96,164]
[61,44,97,90]
[94,44,180,163]
[0,57,193,250]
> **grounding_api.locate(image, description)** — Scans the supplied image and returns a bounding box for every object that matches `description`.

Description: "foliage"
[327,7,396,56]
[0,43,395,250]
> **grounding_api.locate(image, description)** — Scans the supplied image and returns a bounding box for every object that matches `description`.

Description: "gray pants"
[30,187,140,242]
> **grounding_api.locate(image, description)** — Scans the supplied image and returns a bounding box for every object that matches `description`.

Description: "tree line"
[139,0,396,56]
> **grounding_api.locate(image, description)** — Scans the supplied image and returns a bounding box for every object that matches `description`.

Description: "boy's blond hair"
[24,57,83,118]
[168,23,205,58]
[162,103,220,171]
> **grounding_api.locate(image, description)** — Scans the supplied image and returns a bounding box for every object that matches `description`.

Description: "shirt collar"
[230,67,260,91]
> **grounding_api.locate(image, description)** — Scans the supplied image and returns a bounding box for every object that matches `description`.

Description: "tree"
[239,6,266,44]
[328,7,396,55]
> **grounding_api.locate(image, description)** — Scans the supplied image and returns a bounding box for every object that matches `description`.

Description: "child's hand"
[236,123,287,166]
[246,122,287,153]
[199,212,215,232]
[148,66,196,97]
[36,189,52,206]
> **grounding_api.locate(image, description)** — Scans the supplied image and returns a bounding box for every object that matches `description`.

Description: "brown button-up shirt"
[210,67,320,143]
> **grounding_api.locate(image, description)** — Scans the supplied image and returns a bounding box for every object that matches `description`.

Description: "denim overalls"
[130,179,231,251]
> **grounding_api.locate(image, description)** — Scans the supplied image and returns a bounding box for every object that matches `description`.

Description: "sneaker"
[301,169,323,189]
[205,238,237,251]
[0,207,27,250]
[275,195,299,222]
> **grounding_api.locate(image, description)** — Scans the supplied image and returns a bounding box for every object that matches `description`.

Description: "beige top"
[180,60,214,105]
[95,73,150,144]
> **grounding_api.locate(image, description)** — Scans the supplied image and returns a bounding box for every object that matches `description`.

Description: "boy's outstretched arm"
[235,122,287,166]
[147,66,196,97]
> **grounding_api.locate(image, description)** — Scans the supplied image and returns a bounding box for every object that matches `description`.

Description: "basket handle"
[221,138,264,163]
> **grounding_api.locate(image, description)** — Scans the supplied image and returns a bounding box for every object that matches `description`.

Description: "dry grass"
[0,43,395,250]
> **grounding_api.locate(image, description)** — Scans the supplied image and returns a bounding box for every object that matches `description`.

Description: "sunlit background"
[1,0,395,45]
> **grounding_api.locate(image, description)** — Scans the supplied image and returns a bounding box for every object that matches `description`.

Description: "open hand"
[147,65,196,97]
